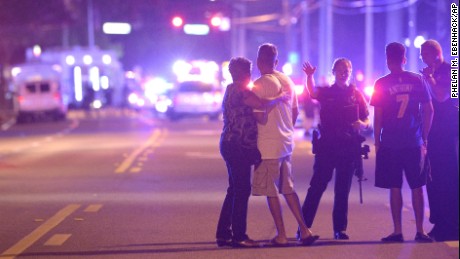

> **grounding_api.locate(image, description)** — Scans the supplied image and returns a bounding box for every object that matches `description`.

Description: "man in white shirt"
[251,43,318,246]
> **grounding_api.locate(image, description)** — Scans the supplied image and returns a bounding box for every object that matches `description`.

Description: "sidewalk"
[0,108,15,130]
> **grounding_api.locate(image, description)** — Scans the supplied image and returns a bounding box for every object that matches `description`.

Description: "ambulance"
[11,62,69,123]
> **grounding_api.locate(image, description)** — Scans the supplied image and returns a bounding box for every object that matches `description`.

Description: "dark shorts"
[375,146,427,189]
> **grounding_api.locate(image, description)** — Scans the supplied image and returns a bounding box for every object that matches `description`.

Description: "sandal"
[265,238,289,247]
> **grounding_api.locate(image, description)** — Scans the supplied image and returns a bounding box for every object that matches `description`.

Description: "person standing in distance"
[371,42,434,243]
[216,57,284,248]
[420,39,459,242]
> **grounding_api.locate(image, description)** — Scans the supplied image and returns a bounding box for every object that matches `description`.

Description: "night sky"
[0,0,454,82]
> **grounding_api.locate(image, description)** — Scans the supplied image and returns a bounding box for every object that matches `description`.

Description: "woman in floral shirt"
[216,57,281,248]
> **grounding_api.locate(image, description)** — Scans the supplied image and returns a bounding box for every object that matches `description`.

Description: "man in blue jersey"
[370,42,434,243]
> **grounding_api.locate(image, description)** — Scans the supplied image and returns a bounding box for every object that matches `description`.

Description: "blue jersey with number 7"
[370,71,431,148]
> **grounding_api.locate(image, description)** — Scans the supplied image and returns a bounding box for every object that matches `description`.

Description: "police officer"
[300,58,370,240]
[420,40,459,241]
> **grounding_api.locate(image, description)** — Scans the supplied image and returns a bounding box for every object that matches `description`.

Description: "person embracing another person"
[251,43,319,247]
[216,57,285,248]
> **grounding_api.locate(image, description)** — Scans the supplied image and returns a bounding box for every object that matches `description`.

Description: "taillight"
[53,93,61,100]
[18,95,24,102]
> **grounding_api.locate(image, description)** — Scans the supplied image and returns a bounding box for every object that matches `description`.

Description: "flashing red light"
[53,93,61,101]
[210,16,222,27]
[172,16,183,27]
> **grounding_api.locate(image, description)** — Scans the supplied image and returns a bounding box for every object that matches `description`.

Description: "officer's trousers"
[301,150,354,232]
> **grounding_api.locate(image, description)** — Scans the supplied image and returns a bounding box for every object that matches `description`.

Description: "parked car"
[163,81,223,121]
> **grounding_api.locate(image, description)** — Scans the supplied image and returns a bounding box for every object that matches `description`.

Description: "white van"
[16,80,67,122]
[12,63,69,123]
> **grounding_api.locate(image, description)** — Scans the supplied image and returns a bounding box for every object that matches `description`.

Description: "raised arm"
[302,62,318,99]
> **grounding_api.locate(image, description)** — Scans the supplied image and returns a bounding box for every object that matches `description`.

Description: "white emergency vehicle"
[11,62,69,122]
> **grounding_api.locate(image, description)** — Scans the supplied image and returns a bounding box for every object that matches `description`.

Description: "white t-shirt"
[252,71,298,159]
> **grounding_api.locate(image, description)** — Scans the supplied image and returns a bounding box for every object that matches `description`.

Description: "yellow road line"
[0,204,80,259]
[44,234,71,246]
[114,129,162,174]
[84,204,103,212]
[446,241,459,248]
[130,167,142,173]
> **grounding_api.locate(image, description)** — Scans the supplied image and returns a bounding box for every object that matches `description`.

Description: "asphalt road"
[0,109,458,259]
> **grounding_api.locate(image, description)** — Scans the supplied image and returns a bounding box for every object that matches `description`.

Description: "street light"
[102,22,132,35]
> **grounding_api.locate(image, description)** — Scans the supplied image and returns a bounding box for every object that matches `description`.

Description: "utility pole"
[87,0,95,48]
[365,0,374,87]
[231,3,247,58]
[300,1,310,64]
[435,0,449,45]
[283,0,292,54]
[283,0,299,77]
[385,4,403,72]
[408,2,417,72]
[318,0,332,83]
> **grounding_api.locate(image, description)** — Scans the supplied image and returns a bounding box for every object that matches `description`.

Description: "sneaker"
[381,233,404,243]
[299,235,320,246]
[415,232,434,243]
[334,231,349,240]
[216,238,233,247]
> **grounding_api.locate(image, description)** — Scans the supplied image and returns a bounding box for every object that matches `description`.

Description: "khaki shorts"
[252,156,295,197]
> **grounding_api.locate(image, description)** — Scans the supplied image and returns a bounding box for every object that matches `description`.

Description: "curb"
[0,111,15,131]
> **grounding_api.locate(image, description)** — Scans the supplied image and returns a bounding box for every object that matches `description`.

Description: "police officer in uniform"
[300,58,370,240]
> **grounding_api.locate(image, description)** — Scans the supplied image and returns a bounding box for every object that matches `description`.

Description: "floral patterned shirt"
[220,83,258,150]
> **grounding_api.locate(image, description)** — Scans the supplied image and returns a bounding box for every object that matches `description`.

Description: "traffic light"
[210,16,222,28]
[171,13,230,34]
[209,14,230,31]
[171,16,184,27]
